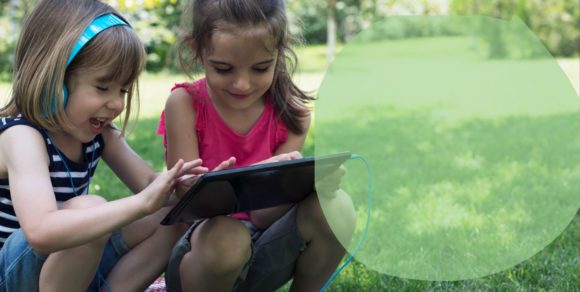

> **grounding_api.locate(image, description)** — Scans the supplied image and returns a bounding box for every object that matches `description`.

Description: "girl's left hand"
[255,151,302,165]
[315,165,347,199]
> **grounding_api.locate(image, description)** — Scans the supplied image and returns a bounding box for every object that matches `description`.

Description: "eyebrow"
[208,59,275,66]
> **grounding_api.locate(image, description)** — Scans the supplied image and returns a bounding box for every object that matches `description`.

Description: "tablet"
[161,152,352,225]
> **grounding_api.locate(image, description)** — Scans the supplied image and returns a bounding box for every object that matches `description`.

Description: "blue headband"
[67,13,130,65]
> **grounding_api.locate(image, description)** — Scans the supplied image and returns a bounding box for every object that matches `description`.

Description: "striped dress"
[0,116,104,247]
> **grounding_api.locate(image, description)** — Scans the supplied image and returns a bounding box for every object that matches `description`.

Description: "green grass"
[0,45,578,290]
[308,37,580,290]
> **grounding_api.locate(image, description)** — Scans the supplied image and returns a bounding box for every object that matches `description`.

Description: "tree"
[327,0,337,62]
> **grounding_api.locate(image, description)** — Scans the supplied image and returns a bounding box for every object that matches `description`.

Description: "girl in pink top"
[157,0,355,290]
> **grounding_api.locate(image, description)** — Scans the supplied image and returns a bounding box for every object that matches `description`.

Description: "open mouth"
[89,117,108,130]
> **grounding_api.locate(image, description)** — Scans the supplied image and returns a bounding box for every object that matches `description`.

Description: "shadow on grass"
[88,114,579,290]
[313,106,580,289]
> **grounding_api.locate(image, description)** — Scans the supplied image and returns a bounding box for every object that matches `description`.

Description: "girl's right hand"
[138,159,186,215]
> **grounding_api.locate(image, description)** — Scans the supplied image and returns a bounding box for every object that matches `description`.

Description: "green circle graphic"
[315,16,580,281]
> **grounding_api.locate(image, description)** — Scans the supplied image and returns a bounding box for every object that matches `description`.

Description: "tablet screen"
[161,152,351,224]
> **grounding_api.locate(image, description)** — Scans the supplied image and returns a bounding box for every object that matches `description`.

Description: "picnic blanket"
[145,277,166,292]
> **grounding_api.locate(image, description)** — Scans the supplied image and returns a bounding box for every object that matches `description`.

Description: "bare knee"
[187,216,251,274]
[298,190,356,245]
[60,195,110,245]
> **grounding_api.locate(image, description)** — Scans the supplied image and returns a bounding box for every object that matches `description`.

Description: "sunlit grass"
[0,45,577,290]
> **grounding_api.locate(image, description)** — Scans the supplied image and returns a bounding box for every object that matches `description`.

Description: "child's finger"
[188,166,209,175]
[168,159,185,177]
[179,159,205,176]
[182,158,203,170]
[212,157,236,171]
[176,174,200,185]
[335,165,347,178]
[288,151,302,160]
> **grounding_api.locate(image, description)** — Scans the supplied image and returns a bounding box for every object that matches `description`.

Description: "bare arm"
[165,88,201,168]
[1,126,184,254]
[250,113,312,229]
[164,89,234,199]
[102,126,158,193]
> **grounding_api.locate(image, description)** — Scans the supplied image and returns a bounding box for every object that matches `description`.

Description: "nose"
[232,72,251,93]
[107,95,125,112]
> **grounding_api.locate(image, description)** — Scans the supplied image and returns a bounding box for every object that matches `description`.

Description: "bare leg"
[39,195,110,292]
[291,190,356,291]
[180,216,252,292]
[105,206,187,292]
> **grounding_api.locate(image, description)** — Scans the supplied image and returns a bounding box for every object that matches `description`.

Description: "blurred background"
[0,0,577,80]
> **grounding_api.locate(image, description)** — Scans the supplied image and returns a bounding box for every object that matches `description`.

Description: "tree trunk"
[327,0,337,63]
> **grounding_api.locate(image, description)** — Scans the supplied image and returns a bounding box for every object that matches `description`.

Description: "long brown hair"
[0,0,146,133]
[179,0,314,135]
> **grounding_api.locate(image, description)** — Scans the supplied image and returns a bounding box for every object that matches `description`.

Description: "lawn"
[0,43,578,290]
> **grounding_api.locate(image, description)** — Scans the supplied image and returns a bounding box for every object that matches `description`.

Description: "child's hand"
[212,156,236,171]
[256,151,302,165]
[139,159,186,214]
[315,165,347,199]
[172,157,235,200]
[181,158,209,176]
[173,159,210,199]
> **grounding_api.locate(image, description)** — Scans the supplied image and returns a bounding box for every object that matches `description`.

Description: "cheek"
[257,73,275,90]
[206,74,229,91]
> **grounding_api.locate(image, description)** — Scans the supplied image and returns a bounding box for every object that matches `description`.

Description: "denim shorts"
[0,229,130,292]
[166,205,306,292]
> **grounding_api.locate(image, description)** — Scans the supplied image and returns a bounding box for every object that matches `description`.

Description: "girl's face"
[62,67,128,143]
[201,25,278,113]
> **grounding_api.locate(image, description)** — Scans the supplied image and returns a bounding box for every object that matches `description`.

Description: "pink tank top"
[157,78,288,220]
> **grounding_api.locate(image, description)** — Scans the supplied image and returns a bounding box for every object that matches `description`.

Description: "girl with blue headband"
[0,0,208,290]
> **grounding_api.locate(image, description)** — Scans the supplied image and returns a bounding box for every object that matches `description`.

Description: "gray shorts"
[166,206,306,292]
[0,229,130,292]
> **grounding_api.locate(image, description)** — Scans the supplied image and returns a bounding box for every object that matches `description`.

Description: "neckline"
[201,79,271,139]
[41,130,97,196]
[41,130,95,168]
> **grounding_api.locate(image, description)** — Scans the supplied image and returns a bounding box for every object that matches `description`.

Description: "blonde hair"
[0,0,146,133]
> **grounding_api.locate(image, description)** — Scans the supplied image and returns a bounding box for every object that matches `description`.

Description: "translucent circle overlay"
[314,16,580,281]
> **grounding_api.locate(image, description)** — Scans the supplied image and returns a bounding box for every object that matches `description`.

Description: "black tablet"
[161,152,352,225]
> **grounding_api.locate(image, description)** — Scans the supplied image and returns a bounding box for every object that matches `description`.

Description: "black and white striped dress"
[0,116,104,248]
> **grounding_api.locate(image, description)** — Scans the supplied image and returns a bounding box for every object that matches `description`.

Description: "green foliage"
[0,0,36,82]
[290,0,364,45]
[450,0,579,57]
[107,0,185,73]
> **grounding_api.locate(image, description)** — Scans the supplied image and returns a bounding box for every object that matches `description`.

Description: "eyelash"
[96,86,129,94]
[214,67,270,74]
[254,67,269,72]
[215,68,232,74]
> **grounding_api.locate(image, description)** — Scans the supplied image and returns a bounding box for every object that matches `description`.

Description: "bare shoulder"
[101,124,123,145]
[0,124,46,147]
[165,87,197,128]
[299,110,312,130]
[0,125,48,177]
[166,87,195,113]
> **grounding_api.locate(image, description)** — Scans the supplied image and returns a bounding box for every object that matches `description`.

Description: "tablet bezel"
[161,152,351,225]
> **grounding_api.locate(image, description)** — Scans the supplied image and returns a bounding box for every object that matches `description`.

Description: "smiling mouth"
[230,93,251,99]
[89,117,108,129]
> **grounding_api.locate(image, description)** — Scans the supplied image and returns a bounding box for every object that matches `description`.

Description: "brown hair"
[0,0,146,133]
[179,0,314,134]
